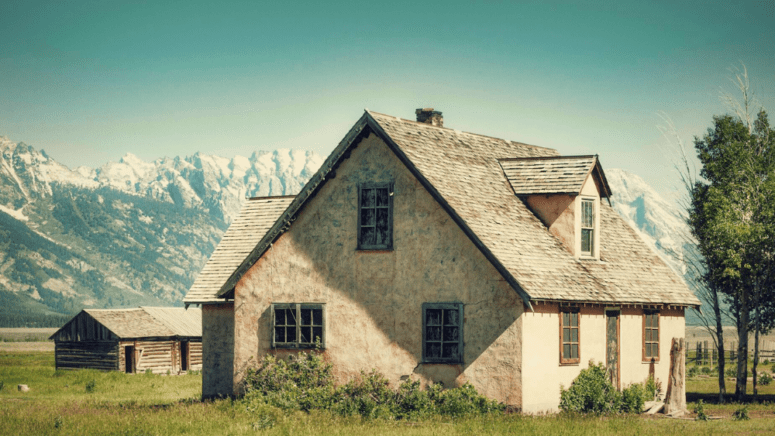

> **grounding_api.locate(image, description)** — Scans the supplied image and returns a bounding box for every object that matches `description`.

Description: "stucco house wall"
[202,303,234,398]
[232,133,525,407]
[522,303,685,413]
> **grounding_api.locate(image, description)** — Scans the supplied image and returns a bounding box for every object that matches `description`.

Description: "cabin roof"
[50,307,202,340]
[184,110,699,308]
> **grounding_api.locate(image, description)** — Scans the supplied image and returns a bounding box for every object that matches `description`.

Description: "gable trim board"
[187,110,699,309]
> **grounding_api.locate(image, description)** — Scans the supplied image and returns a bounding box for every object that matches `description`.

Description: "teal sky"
[1,0,773,198]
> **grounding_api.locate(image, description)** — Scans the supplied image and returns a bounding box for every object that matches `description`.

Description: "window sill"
[356,248,394,253]
[642,359,660,364]
[559,361,580,366]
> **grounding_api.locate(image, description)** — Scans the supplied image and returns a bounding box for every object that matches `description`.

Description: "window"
[580,198,595,256]
[272,303,325,349]
[358,183,393,250]
[422,303,463,363]
[560,309,580,364]
[643,311,659,361]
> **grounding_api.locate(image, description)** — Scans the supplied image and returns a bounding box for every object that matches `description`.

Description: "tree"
[690,109,775,401]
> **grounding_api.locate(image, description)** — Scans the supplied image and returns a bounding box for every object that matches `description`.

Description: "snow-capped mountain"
[0,135,702,325]
[0,136,322,325]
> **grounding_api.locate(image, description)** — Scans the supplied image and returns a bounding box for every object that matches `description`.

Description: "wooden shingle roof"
[52,307,202,340]
[184,110,699,308]
[184,196,295,303]
[499,155,611,197]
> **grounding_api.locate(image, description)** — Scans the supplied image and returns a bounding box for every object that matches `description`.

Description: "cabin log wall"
[55,341,119,371]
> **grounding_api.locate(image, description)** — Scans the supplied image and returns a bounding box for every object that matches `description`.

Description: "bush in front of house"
[559,361,659,414]
[559,361,622,414]
[241,351,503,419]
[758,371,772,386]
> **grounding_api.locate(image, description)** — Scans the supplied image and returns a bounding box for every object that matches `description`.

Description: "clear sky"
[1,0,773,199]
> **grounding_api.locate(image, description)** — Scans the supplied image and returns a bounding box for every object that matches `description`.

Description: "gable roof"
[184,196,295,303]
[50,307,202,340]
[184,110,699,308]
[499,155,612,198]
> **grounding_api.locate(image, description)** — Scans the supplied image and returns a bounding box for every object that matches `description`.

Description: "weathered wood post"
[696,342,702,365]
[664,338,686,416]
[704,340,709,365]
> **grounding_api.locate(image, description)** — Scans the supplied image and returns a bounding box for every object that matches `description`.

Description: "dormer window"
[580,198,595,256]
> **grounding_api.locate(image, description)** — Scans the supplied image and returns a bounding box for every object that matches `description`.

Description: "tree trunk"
[715,290,726,403]
[736,288,749,402]
[753,309,760,398]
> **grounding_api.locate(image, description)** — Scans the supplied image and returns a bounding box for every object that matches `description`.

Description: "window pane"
[361,188,375,207]
[275,327,285,343]
[286,308,296,325]
[301,309,312,326]
[442,343,458,359]
[571,328,578,342]
[312,327,323,344]
[360,226,376,246]
[300,326,309,343]
[571,344,578,359]
[427,343,441,358]
[444,309,459,326]
[581,229,592,253]
[312,309,322,326]
[563,344,570,358]
[563,312,569,326]
[582,201,594,227]
[376,208,389,230]
[375,188,389,207]
[427,326,441,341]
[571,312,578,327]
[646,344,652,357]
[444,326,459,341]
[426,309,442,326]
[563,328,570,342]
[275,308,286,325]
[361,207,375,226]
[287,327,296,343]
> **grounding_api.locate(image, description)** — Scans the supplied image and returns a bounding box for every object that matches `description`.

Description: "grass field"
[2,350,775,435]
[0,328,57,342]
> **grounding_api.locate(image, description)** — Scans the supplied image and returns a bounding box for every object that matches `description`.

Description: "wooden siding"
[51,311,118,342]
[118,340,203,374]
[55,341,119,371]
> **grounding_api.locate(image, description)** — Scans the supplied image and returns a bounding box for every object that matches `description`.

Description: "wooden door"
[125,346,135,374]
[181,341,189,371]
[606,310,620,389]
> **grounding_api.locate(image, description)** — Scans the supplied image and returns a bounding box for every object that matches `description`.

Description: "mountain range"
[0,135,700,325]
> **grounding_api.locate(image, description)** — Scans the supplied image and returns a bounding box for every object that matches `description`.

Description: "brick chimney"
[415,108,443,127]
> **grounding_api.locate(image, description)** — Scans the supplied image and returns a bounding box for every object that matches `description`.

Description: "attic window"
[422,303,463,363]
[271,303,325,349]
[580,198,595,256]
[357,183,393,250]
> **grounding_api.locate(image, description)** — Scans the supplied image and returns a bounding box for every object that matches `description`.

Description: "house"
[50,306,202,374]
[183,109,700,412]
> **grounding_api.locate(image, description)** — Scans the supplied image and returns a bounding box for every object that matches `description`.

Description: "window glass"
[423,303,463,363]
[272,304,325,349]
[561,309,580,364]
[580,199,595,256]
[358,184,393,249]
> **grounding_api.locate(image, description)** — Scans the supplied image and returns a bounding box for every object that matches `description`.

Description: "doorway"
[125,346,135,374]
[605,310,620,390]
[180,341,189,372]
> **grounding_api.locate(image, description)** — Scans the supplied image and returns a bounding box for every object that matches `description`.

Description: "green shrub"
[694,399,707,421]
[644,375,662,401]
[85,380,96,393]
[687,366,700,378]
[758,372,772,386]
[701,366,711,375]
[242,351,503,419]
[732,405,749,421]
[620,383,645,413]
[559,361,621,414]
[725,368,737,378]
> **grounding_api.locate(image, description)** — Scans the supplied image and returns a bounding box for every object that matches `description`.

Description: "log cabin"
[50,306,202,374]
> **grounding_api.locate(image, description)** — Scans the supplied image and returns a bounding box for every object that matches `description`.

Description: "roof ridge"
[366,110,556,153]
[247,194,297,201]
[499,155,596,162]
